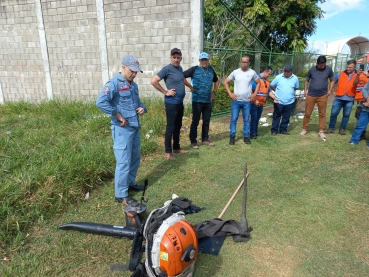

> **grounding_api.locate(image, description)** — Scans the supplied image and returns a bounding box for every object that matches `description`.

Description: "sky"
[307,0,369,54]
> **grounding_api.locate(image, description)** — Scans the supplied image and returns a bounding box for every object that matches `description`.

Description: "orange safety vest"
[355,74,369,102]
[251,78,270,106]
[335,70,357,97]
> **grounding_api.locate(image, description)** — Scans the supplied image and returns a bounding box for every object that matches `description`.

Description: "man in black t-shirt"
[300,56,334,140]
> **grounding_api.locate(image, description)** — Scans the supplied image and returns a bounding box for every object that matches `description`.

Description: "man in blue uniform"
[184,52,219,148]
[96,55,147,205]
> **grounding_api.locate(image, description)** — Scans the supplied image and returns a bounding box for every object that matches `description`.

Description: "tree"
[204,0,324,52]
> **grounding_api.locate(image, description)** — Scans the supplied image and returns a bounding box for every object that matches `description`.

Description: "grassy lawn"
[1,101,368,276]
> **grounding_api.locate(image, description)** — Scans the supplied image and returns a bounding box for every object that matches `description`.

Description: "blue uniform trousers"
[111,125,140,198]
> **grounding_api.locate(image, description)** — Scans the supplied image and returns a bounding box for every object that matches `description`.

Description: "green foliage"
[212,86,232,114]
[204,0,324,52]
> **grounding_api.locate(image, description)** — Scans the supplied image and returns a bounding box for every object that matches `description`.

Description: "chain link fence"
[203,0,365,114]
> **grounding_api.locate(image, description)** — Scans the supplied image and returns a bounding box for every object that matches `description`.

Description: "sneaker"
[202,140,215,146]
[165,153,176,160]
[229,136,235,145]
[191,143,199,149]
[299,130,307,136]
[339,129,346,135]
[173,149,189,154]
[244,137,251,144]
[271,132,277,136]
[346,141,356,145]
[318,131,326,140]
[115,196,137,206]
[325,129,334,134]
[251,134,257,139]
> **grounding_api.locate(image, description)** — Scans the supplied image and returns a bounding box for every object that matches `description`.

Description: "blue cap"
[122,55,143,73]
[199,52,209,60]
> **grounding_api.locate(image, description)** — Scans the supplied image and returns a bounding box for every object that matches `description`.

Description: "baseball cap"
[170,48,182,56]
[122,55,143,73]
[199,52,209,60]
[284,64,293,71]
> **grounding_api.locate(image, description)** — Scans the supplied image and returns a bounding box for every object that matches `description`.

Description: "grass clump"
[0,99,169,250]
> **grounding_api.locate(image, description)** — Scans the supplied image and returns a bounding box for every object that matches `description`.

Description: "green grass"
[0,100,166,249]
[1,101,369,276]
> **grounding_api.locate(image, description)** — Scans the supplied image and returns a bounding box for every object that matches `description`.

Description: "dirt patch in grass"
[249,245,302,277]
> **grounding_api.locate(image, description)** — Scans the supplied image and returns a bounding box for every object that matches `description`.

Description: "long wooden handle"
[218,172,250,219]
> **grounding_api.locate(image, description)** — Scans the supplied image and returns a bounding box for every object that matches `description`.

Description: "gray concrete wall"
[0,0,203,104]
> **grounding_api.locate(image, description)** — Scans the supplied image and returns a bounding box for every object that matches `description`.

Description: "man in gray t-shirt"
[224,55,260,145]
[300,55,334,139]
[151,48,188,161]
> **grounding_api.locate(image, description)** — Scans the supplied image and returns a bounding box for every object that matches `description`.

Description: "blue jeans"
[190,101,212,143]
[271,103,294,134]
[328,99,354,130]
[250,103,264,136]
[111,125,141,198]
[350,110,369,145]
[229,100,251,137]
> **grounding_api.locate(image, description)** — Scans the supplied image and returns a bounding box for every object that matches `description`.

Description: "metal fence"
[203,0,366,81]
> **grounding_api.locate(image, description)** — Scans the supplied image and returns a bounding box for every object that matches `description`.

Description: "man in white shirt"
[223,55,261,145]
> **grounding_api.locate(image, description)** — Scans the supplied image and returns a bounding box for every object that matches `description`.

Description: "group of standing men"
[95,50,369,205]
[96,48,219,204]
[301,56,369,145]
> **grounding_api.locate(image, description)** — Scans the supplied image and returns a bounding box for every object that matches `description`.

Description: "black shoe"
[257,133,264,137]
[115,196,137,206]
[251,134,257,139]
[244,137,251,144]
[281,132,290,135]
[229,136,235,145]
[129,184,145,192]
[271,132,277,136]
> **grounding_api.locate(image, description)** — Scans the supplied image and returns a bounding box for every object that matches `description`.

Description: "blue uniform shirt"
[96,73,147,127]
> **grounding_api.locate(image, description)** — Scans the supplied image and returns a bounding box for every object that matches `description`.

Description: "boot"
[229,136,235,145]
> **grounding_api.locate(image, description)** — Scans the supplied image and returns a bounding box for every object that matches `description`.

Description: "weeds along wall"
[0,0,203,104]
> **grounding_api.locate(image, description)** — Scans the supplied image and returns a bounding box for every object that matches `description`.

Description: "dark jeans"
[165,102,184,153]
[250,103,264,136]
[271,102,294,134]
[189,101,212,143]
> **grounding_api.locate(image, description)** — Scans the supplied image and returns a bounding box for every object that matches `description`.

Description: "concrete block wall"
[41,0,101,101]
[0,0,47,102]
[0,0,203,104]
